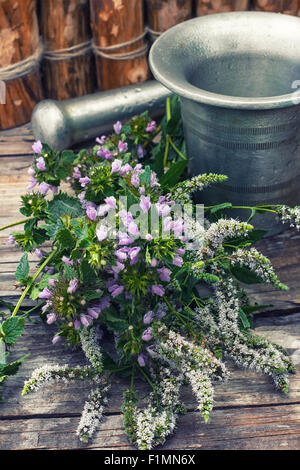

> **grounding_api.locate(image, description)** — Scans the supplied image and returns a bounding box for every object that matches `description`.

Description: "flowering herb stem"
[0,218,32,232]
[11,249,57,318]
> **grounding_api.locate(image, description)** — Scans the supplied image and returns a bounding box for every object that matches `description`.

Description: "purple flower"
[36,156,46,171]
[142,327,153,342]
[111,159,122,174]
[115,248,128,261]
[176,248,185,255]
[113,121,122,135]
[39,182,50,196]
[105,196,117,209]
[118,232,134,245]
[35,248,45,259]
[151,285,165,297]
[79,177,90,188]
[86,205,97,221]
[39,287,52,299]
[80,314,93,327]
[26,177,38,191]
[46,313,57,325]
[128,246,141,260]
[143,310,154,325]
[172,218,185,235]
[137,144,146,159]
[48,278,56,287]
[73,166,82,179]
[138,353,147,367]
[44,266,55,274]
[6,235,15,245]
[74,319,81,330]
[173,255,183,267]
[140,195,151,213]
[52,335,62,345]
[156,202,171,217]
[150,258,158,268]
[32,140,42,154]
[110,285,125,298]
[146,120,156,133]
[97,147,113,160]
[96,135,106,145]
[62,256,73,266]
[131,173,140,188]
[67,278,78,294]
[128,221,139,236]
[87,307,100,319]
[111,261,125,274]
[120,163,132,176]
[145,233,153,241]
[28,167,35,176]
[150,172,160,188]
[118,140,128,153]
[96,225,108,242]
[51,186,58,195]
[119,210,133,228]
[158,267,171,282]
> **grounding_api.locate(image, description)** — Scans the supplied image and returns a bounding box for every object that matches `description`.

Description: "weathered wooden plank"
[0,404,299,450]
[0,311,299,418]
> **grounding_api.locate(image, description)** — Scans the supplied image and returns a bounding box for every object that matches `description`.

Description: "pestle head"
[31,100,72,151]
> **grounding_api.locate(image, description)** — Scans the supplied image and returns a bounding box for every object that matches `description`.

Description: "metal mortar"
[149,12,300,234]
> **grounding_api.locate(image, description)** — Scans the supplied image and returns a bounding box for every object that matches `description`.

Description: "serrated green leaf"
[1,317,25,345]
[80,260,96,284]
[48,194,84,219]
[15,254,29,282]
[64,265,78,281]
[57,228,75,249]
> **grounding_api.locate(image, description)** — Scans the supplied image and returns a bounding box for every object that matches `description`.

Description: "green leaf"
[0,354,29,376]
[57,228,75,249]
[160,159,188,187]
[48,194,84,219]
[60,150,76,167]
[1,317,25,345]
[15,254,29,282]
[105,311,128,332]
[0,354,28,401]
[80,260,96,284]
[64,265,78,281]
[231,265,264,285]
[210,203,233,214]
[239,308,251,329]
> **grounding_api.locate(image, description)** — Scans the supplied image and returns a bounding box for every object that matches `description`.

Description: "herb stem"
[0,218,32,232]
[11,249,57,318]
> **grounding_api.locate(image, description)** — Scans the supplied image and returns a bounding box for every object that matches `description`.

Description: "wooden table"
[0,125,299,450]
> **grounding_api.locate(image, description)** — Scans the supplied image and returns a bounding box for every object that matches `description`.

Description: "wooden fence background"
[0,0,300,129]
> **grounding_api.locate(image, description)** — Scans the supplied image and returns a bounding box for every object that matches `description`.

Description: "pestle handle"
[31,81,172,150]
